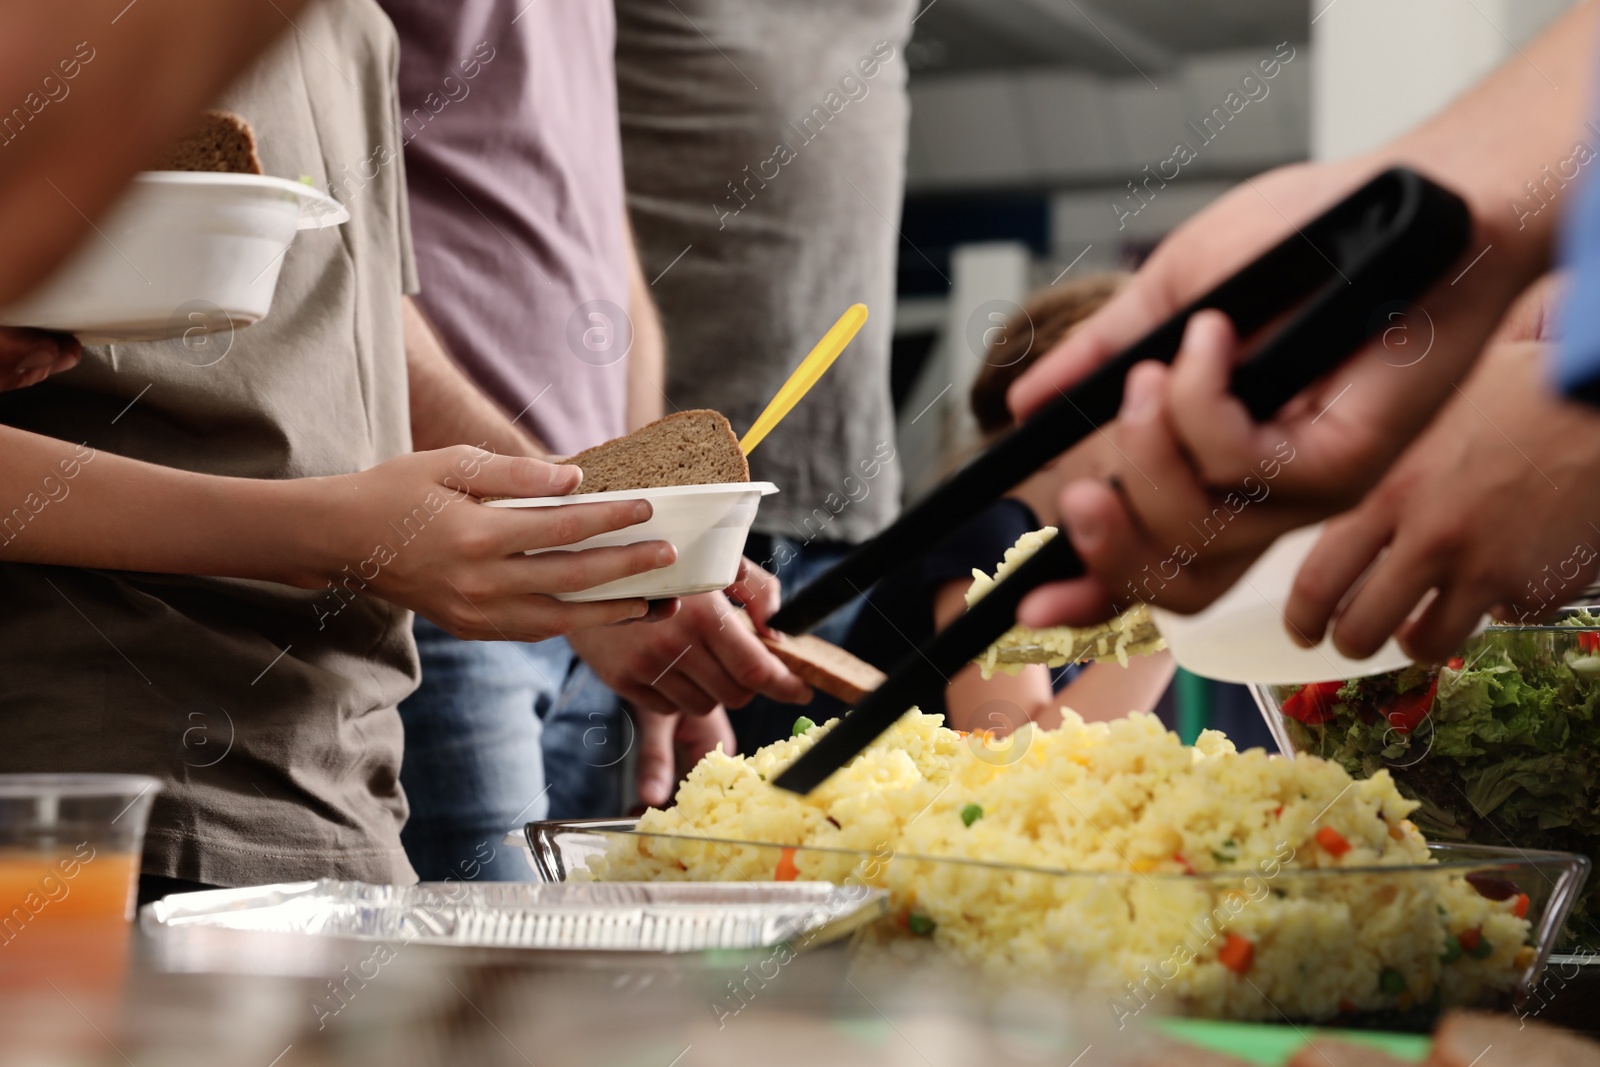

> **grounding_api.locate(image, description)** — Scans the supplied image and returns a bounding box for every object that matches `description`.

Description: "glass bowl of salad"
[1252,607,1600,948]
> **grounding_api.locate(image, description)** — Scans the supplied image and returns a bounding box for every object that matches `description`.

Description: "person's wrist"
[266,474,360,591]
[1364,139,1552,284]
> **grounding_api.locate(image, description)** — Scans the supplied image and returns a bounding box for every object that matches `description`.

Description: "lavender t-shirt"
[380,0,631,456]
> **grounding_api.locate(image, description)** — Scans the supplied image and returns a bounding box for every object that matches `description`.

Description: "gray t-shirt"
[0,0,420,887]
[380,0,632,457]
[615,0,914,544]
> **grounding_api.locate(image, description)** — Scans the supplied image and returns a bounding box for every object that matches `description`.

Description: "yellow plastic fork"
[739,303,868,456]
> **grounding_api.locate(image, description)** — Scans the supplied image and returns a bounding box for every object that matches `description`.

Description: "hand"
[307,446,677,639]
[566,558,813,716]
[0,328,80,391]
[632,705,736,810]
[1285,274,1600,662]
[1010,159,1542,629]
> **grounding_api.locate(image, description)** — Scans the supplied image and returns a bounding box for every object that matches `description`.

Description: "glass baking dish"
[509,818,1588,1027]
[1253,609,1600,950]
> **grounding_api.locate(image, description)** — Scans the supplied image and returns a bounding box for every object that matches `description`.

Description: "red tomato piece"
[1283,681,1344,724]
[1384,677,1439,736]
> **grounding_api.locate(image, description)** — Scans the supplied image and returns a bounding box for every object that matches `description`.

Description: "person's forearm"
[0,426,336,587]
[1056,653,1176,724]
[404,298,547,456]
[0,0,307,304]
[932,580,1058,732]
[1374,1,1598,274]
[624,227,666,430]
[0,430,681,639]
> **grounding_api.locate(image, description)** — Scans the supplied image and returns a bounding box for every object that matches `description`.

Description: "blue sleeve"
[1557,124,1600,402]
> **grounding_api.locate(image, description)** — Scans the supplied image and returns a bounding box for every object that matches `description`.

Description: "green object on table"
[1154,1019,1430,1064]
[1175,668,1212,744]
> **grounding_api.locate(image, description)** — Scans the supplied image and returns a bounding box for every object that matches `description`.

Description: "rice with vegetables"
[968,528,1165,675]
[584,712,1532,1022]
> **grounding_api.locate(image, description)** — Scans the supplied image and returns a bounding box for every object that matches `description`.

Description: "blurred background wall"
[892,0,1576,497]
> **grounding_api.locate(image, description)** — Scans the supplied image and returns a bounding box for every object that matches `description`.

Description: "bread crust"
[761,632,884,705]
[154,109,263,175]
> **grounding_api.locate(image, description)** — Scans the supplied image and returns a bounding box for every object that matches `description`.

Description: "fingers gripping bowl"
[485,409,777,602]
[486,481,778,602]
[516,713,1587,1024]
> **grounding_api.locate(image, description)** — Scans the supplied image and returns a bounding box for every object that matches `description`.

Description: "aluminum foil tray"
[140,879,887,953]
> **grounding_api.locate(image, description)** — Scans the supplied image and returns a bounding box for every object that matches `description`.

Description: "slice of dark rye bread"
[154,110,263,175]
[567,409,748,494]
[725,610,882,704]
[760,632,885,705]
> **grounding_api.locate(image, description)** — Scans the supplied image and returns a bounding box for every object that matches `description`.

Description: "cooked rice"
[586,712,1531,1022]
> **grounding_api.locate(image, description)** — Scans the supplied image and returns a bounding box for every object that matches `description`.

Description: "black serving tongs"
[771,167,1471,794]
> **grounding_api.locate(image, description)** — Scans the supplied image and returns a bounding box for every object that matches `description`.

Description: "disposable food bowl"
[0,172,348,343]
[485,482,778,602]
[1152,524,1413,685]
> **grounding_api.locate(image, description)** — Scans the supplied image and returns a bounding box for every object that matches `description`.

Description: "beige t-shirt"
[0,0,421,886]
[616,0,914,544]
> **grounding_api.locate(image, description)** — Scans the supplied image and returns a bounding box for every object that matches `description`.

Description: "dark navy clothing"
[843,499,1080,720]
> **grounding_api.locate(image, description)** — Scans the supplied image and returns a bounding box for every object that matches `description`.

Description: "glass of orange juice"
[0,774,160,994]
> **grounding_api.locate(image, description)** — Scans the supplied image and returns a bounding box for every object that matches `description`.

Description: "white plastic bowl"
[1150,523,1414,685]
[485,482,778,602]
[0,171,348,343]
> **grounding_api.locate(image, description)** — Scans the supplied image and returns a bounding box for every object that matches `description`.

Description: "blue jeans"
[735,534,864,753]
[539,646,630,820]
[399,619,626,882]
